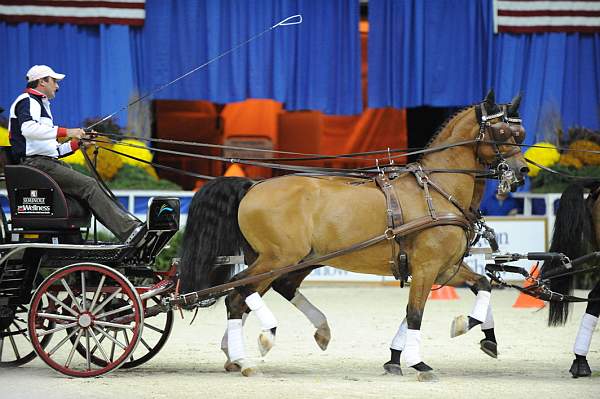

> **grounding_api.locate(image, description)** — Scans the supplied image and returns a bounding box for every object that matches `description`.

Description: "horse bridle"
[475,103,526,198]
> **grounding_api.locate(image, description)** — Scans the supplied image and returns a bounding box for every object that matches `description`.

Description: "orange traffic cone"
[512,263,545,308]
[429,285,460,300]
[224,163,246,177]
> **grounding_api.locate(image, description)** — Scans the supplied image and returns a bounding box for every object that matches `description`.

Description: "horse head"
[474,90,529,197]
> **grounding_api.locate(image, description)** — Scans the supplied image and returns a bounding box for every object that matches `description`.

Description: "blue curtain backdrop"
[368,0,600,144]
[0,0,361,128]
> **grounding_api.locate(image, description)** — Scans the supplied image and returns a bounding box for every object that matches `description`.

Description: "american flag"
[494,0,600,33]
[0,0,145,26]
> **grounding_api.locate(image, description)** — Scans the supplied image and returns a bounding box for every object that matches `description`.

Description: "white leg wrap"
[469,290,491,323]
[574,313,598,356]
[481,304,494,330]
[245,292,278,330]
[227,319,245,362]
[390,318,408,351]
[403,329,423,367]
[290,291,327,328]
[222,313,248,353]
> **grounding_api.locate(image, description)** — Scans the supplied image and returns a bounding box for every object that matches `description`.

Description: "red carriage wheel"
[28,263,144,377]
[70,275,174,369]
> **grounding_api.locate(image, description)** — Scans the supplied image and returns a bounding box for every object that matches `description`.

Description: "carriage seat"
[5,165,91,230]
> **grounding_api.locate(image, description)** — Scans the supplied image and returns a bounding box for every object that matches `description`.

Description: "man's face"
[37,77,60,99]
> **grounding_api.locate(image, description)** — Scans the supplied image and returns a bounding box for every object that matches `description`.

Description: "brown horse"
[541,180,600,378]
[179,92,529,381]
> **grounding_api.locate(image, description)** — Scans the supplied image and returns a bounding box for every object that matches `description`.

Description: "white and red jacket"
[8,88,78,160]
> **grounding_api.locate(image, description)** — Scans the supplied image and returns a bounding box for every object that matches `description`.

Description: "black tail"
[178,177,254,298]
[542,182,594,326]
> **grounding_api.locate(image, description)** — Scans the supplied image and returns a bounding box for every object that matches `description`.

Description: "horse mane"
[418,106,472,161]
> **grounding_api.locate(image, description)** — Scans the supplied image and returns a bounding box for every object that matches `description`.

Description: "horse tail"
[178,177,254,298]
[542,182,594,326]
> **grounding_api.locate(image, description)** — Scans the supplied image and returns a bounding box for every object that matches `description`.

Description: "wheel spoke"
[94,320,135,330]
[48,327,79,356]
[61,278,83,312]
[12,322,30,341]
[139,337,151,351]
[92,326,126,350]
[92,288,123,315]
[37,312,77,322]
[85,329,92,371]
[95,304,133,320]
[46,292,79,317]
[109,330,117,362]
[81,271,87,311]
[65,328,84,368]
[123,330,134,362]
[7,330,19,359]
[0,336,4,360]
[37,322,79,337]
[89,329,109,363]
[89,276,106,311]
[143,322,165,334]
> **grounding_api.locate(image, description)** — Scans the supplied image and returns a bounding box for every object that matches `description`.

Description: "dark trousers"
[22,156,140,241]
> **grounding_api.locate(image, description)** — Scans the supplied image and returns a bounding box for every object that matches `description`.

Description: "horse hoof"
[238,360,261,377]
[258,330,275,357]
[383,361,403,376]
[450,315,469,338]
[417,371,439,382]
[224,360,241,372]
[314,325,331,351]
[241,366,262,377]
[570,358,592,378]
[480,339,498,359]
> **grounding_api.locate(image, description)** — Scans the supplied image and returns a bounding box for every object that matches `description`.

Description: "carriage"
[0,162,180,377]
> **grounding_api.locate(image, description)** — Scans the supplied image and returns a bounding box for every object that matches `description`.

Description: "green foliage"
[154,230,182,271]
[108,164,182,190]
[530,165,600,193]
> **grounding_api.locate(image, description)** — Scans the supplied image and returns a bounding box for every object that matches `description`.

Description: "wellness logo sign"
[15,189,53,215]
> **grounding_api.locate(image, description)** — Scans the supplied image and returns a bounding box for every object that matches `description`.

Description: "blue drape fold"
[0,0,361,127]
[368,0,600,143]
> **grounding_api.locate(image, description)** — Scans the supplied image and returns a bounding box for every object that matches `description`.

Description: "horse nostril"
[520,166,529,175]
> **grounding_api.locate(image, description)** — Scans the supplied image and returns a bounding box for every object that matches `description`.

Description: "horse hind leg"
[272,267,331,351]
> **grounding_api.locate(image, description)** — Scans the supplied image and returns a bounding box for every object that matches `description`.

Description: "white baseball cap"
[26,65,65,82]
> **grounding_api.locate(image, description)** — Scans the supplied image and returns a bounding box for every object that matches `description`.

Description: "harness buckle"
[384,228,395,240]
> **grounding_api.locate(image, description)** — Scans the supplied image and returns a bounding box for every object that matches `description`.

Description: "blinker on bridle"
[476,103,523,199]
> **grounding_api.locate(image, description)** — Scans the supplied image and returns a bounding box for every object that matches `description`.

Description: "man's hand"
[80,131,97,148]
[66,128,85,139]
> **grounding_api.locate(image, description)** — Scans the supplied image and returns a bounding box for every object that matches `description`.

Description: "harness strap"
[172,213,471,307]
[375,174,406,281]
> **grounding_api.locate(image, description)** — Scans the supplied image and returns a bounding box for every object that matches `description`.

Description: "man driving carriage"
[7,65,146,244]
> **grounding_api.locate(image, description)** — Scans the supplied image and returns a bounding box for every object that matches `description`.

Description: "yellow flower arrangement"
[63,141,123,180]
[116,139,158,179]
[0,126,10,147]
[568,139,600,166]
[523,142,560,177]
[558,153,583,169]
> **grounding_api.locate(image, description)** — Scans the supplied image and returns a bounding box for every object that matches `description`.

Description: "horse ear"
[484,89,496,105]
[508,93,522,115]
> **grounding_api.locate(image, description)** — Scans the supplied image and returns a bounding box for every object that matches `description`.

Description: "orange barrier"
[429,285,460,300]
[224,164,246,177]
[512,264,545,308]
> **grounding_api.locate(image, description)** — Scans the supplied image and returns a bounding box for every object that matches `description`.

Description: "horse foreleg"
[445,263,498,357]
[272,267,331,350]
[570,282,600,378]
[402,265,440,382]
